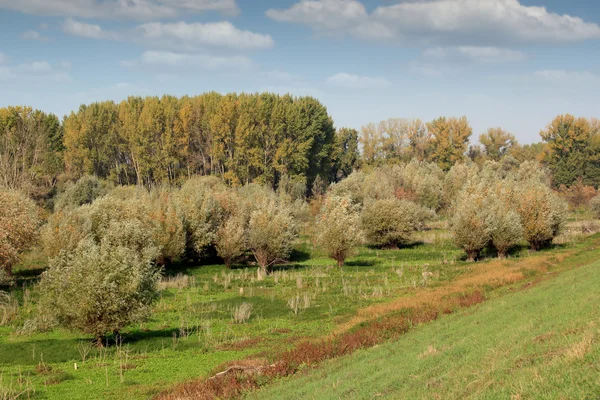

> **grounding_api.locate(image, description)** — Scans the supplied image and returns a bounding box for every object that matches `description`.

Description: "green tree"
[479,128,517,162]
[540,114,591,187]
[316,196,362,267]
[0,190,40,277]
[332,128,361,181]
[39,240,160,344]
[427,116,472,171]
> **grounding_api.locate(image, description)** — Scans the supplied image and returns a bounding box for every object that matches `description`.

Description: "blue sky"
[1,0,599,143]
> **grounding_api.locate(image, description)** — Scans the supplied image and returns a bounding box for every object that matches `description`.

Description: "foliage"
[315,196,362,266]
[0,190,40,274]
[247,199,297,273]
[38,240,160,341]
[427,116,472,171]
[590,195,600,218]
[215,215,247,268]
[63,93,337,193]
[177,177,226,259]
[332,128,361,182]
[0,106,63,196]
[516,183,568,250]
[54,175,110,210]
[41,207,91,258]
[361,198,434,248]
[540,114,599,187]
[484,183,523,258]
[479,128,517,161]
[450,187,490,261]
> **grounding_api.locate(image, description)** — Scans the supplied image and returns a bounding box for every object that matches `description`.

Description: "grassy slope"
[252,253,600,399]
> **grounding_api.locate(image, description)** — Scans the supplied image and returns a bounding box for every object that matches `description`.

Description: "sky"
[1,0,599,143]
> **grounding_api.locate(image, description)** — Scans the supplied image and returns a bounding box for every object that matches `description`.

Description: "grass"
[250,242,600,399]
[0,221,599,400]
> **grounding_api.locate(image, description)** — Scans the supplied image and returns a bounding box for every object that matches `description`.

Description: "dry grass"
[0,291,18,327]
[231,302,253,324]
[158,274,194,290]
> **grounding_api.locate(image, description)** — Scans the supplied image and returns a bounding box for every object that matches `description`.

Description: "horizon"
[1,0,600,144]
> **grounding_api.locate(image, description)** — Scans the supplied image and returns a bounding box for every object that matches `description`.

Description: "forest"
[1,93,600,399]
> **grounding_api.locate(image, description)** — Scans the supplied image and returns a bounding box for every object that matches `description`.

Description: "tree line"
[1,93,599,204]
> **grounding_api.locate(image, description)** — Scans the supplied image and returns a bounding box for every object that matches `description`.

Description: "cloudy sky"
[1,0,599,143]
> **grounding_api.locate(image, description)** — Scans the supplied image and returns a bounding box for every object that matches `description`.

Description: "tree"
[361,198,434,248]
[516,183,567,250]
[0,190,39,277]
[247,199,297,274]
[54,175,111,210]
[590,195,600,218]
[360,122,383,165]
[39,240,160,344]
[332,128,360,182]
[0,106,63,195]
[450,188,490,261]
[540,114,591,187]
[316,196,362,267]
[405,119,431,161]
[215,215,247,269]
[484,184,523,258]
[479,128,516,161]
[427,116,472,171]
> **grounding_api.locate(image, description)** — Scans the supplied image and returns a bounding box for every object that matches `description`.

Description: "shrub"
[39,240,160,343]
[328,171,366,205]
[516,183,568,250]
[54,175,110,210]
[0,190,40,275]
[315,196,362,267]
[450,189,490,261]
[177,178,226,258]
[147,188,186,264]
[396,161,445,210]
[215,215,247,268]
[591,195,600,218]
[361,198,434,248]
[247,199,297,274]
[41,207,91,258]
[484,191,523,258]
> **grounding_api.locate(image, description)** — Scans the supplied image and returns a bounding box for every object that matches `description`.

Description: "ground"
[0,220,598,399]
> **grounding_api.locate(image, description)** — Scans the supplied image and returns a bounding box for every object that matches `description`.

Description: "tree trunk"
[466,249,479,262]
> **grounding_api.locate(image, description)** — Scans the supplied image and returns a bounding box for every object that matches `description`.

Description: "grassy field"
[1,221,599,399]
[251,240,600,399]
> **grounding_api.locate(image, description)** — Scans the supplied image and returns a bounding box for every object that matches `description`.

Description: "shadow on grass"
[365,241,426,251]
[345,259,381,267]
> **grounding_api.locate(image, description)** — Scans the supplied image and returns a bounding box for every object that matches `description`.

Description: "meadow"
[1,218,598,400]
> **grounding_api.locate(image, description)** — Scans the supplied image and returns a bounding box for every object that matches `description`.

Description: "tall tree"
[540,114,591,187]
[332,128,360,182]
[427,116,472,171]
[479,127,517,161]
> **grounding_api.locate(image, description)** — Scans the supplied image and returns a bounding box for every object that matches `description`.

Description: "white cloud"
[264,70,296,82]
[326,72,390,89]
[136,21,274,50]
[21,30,49,40]
[0,0,238,20]
[0,52,6,64]
[267,0,367,32]
[267,0,600,45]
[139,50,253,70]
[63,18,119,40]
[424,46,527,63]
[60,60,72,69]
[0,59,73,83]
[534,70,598,82]
[19,61,52,73]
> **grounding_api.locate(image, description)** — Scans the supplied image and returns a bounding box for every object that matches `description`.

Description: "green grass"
[250,245,600,399]
[1,224,598,400]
